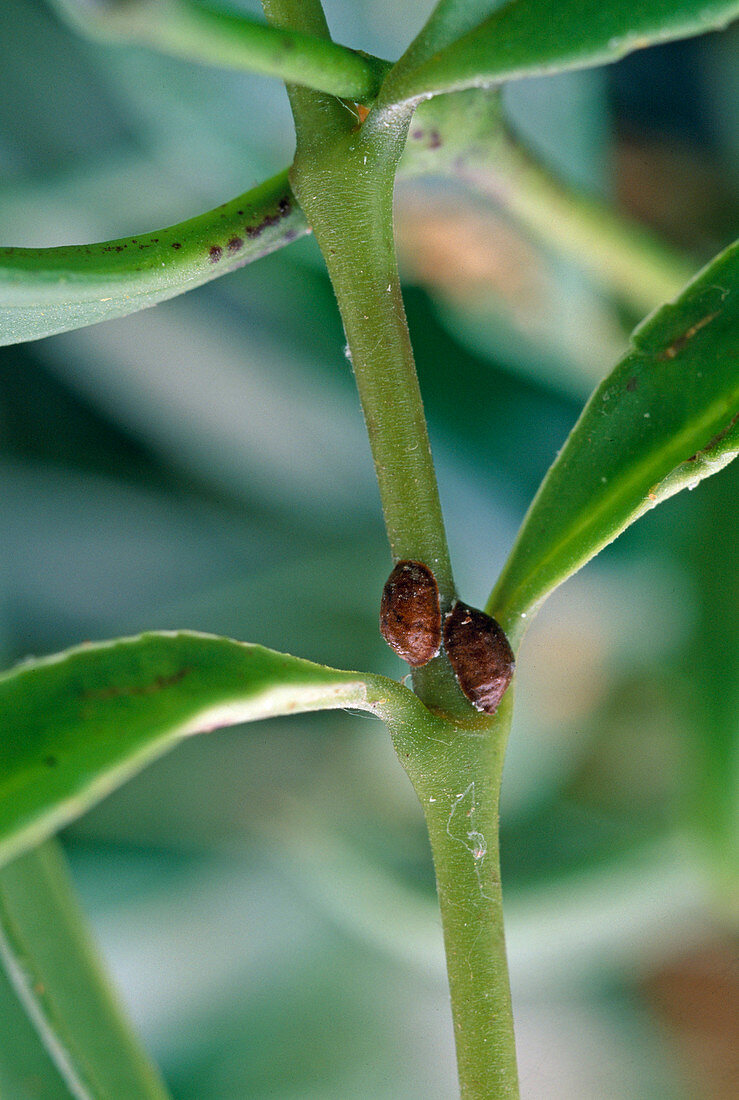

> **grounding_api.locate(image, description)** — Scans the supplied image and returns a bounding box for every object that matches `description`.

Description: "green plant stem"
[51,0,389,104]
[390,696,520,1100]
[300,124,520,1075]
[263,3,456,610]
[263,6,519,1094]
[297,137,457,611]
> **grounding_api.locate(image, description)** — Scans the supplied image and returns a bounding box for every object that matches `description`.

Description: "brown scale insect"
[380,560,442,667]
[443,601,515,715]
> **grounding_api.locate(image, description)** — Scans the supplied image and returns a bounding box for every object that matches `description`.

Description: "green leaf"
[488,240,739,641]
[0,631,423,869]
[0,171,307,347]
[381,0,504,84]
[50,0,390,104]
[0,943,76,1100]
[381,0,739,104]
[0,840,169,1100]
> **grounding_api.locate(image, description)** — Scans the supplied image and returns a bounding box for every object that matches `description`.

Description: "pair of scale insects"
[380,560,515,716]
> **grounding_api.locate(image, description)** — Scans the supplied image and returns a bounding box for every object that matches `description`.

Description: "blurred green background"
[1,1,737,1097]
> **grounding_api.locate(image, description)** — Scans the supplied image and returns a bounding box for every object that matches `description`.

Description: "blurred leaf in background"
[0,1,736,1097]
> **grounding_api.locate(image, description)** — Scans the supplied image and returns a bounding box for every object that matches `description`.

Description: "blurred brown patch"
[396,195,545,318]
[643,942,739,1100]
[615,135,735,256]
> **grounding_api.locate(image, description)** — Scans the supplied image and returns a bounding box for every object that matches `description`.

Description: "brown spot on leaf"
[659,311,720,360]
[171,241,182,250]
[227,236,244,253]
[82,667,189,703]
[687,411,739,460]
[380,560,442,666]
[244,202,291,239]
[443,602,514,715]
[428,130,442,149]
[209,245,223,263]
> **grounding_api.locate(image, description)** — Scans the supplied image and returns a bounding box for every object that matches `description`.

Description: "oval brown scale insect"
[443,601,515,715]
[380,560,442,667]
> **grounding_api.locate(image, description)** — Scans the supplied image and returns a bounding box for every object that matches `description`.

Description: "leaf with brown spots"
[490,238,739,641]
[0,170,308,346]
[0,631,431,869]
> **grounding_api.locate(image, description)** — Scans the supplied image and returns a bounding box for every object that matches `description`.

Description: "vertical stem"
[391,697,520,1099]
[300,130,520,1083]
[295,134,456,608]
[429,799,518,1100]
[263,6,519,1096]
[263,2,455,609]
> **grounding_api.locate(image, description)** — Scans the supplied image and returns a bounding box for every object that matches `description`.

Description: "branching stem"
[53,0,389,103]
[262,3,520,1095]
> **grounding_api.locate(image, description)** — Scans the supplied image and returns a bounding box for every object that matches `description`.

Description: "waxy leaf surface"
[489,240,739,640]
